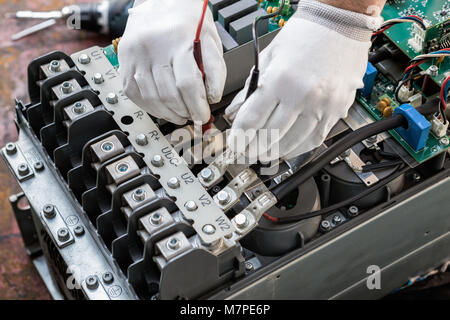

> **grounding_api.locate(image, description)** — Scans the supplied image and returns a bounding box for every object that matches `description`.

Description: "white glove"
[226,0,382,161]
[118,0,226,125]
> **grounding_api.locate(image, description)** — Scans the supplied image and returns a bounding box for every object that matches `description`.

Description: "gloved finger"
[132,0,147,9]
[173,55,211,124]
[202,36,226,104]
[134,71,187,125]
[152,65,191,120]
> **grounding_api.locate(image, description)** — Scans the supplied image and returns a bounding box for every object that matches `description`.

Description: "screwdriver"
[6,0,134,39]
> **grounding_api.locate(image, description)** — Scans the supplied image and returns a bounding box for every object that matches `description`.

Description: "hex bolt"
[217,190,231,205]
[72,102,86,114]
[93,73,104,84]
[332,215,342,225]
[151,154,164,167]
[78,53,91,64]
[185,200,198,211]
[347,206,359,217]
[102,272,114,284]
[200,168,214,182]
[167,177,180,189]
[440,137,449,146]
[74,225,85,237]
[85,275,98,290]
[366,135,378,144]
[167,237,181,250]
[57,227,70,242]
[5,143,17,155]
[18,163,29,176]
[43,204,55,219]
[106,92,118,104]
[150,212,163,225]
[428,65,439,77]
[234,213,248,229]
[245,262,254,271]
[320,220,331,231]
[135,133,148,146]
[202,224,216,235]
[116,162,129,173]
[101,141,114,152]
[49,60,61,72]
[132,188,146,202]
[33,161,44,172]
[61,81,73,94]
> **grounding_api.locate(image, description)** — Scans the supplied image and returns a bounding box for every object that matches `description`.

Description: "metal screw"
[101,141,114,152]
[245,261,254,271]
[43,204,55,219]
[57,228,70,241]
[167,237,181,250]
[202,224,216,235]
[74,225,85,237]
[116,162,129,173]
[102,272,114,284]
[150,212,163,225]
[78,53,91,64]
[200,168,214,182]
[366,135,378,144]
[49,60,61,72]
[132,188,146,202]
[61,81,73,94]
[151,155,164,167]
[347,206,359,217]
[33,161,44,171]
[428,65,439,77]
[85,275,98,290]
[234,213,248,229]
[135,133,148,146]
[93,73,104,84]
[386,84,395,93]
[332,215,342,225]
[217,190,231,205]
[320,220,331,231]
[185,200,198,211]
[5,143,16,155]
[440,137,449,146]
[167,177,180,189]
[72,102,85,114]
[106,92,118,104]
[18,163,29,176]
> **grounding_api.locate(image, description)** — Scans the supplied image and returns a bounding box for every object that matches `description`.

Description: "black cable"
[270,98,440,201]
[246,1,285,99]
[276,165,409,223]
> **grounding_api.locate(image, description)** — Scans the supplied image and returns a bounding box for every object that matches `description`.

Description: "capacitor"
[377,100,388,112]
[381,97,391,106]
[278,19,285,27]
[266,6,272,13]
[383,106,393,118]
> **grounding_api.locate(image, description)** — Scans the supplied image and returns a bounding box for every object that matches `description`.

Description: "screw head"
[116,162,129,173]
[43,204,55,219]
[234,213,248,229]
[74,225,85,237]
[106,92,118,104]
[185,200,198,211]
[200,168,214,182]
[57,228,70,241]
[150,212,163,225]
[217,190,231,205]
[440,137,449,146]
[93,73,104,84]
[151,154,164,167]
[320,220,331,231]
[5,143,16,155]
[332,215,342,225]
[33,161,44,171]
[132,188,146,202]
[245,261,254,271]
[102,272,114,284]
[347,206,359,217]
[167,177,180,189]
[72,102,85,114]
[101,141,114,152]
[202,224,216,235]
[85,275,98,290]
[18,163,29,176]
[135,133,148,146]
[60,81,73,94]
[49,60,61,72]
[78,53,91,64]
[428,65,439,76]
[167,237,181,250]
[386,85,395,93]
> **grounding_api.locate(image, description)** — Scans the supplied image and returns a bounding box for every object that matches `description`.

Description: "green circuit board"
[260,0,295,32]
[382,1,450,85]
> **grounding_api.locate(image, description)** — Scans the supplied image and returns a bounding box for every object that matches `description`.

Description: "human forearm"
[318,0,387,15]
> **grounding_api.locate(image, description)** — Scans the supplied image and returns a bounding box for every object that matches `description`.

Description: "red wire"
[441,76,450,111]
[195,0,210,42]
[263,213,279,223]
[404,60,426,74]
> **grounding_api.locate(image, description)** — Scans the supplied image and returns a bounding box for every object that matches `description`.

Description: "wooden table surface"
[0,0,110,299]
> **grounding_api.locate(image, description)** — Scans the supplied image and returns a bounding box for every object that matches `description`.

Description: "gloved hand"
[118,0,226,125]
[226,0,382,161]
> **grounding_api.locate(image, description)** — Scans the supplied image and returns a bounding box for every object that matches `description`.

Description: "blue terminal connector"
[359,62,378,97]
[394,104,431,152]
